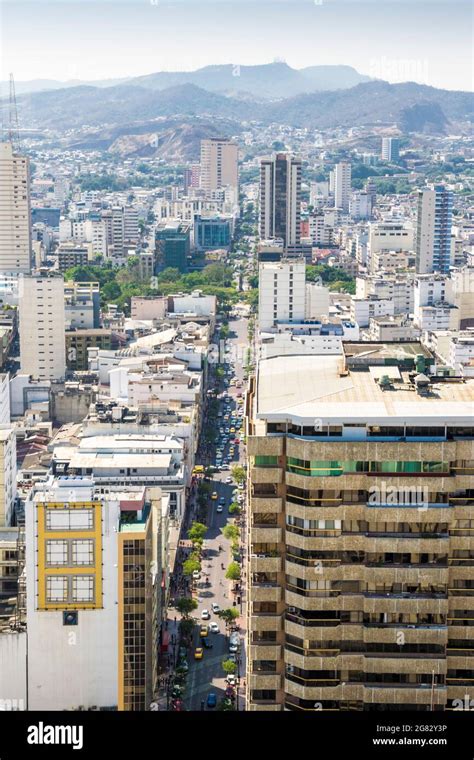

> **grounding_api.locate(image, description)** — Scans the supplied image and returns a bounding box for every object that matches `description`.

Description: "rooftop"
[255,354,473,425]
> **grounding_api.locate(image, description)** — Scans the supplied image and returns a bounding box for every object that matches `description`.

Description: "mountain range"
[13,77,473,138]
[2,63,370,99]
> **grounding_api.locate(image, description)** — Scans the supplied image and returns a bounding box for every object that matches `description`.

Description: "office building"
[260,154,302,250]
[415,185,453,274]
[334,162,351,212]
[19,274,66,382]
[258,259,306,331]
[245,344,474,711]
[200,138,238,194]
[156,221,191,273]
[381,137,400,162]
[0,142,32,275]
[194,215,232,251]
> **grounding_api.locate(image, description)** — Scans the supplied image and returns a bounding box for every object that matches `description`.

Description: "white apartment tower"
[258,259,306,331]
[415,185,453,274]
[200,138,238,194]
[334,161,351,212]
[259,153,302,250]
[0,142,32,275]
[19,275,66,381]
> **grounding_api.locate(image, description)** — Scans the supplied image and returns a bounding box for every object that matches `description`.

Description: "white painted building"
[334,162,351,212]
[0,428,16,526]
[258,259,306,331]
[19,275,66,382]
[350,296,395,328]
[367,222,414,272]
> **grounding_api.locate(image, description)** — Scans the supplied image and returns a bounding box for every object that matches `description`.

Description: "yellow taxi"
[200,626,209,638]
[230,427,235,433]
[194,647,203,660]
[211,492,218,500]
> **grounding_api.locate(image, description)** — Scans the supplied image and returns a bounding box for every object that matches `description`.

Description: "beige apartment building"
[200,138,238,194]
[245,343,474,711]
[0,142,32,275]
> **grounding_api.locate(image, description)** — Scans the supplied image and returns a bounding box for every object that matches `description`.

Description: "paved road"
[185,312,248,711]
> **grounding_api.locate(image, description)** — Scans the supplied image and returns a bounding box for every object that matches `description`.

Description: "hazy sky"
[1,0,472,91]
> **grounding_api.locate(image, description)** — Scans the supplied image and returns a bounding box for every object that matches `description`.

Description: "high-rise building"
[0,142,32,275]
[245,345,474,712]
[334,162,351,212]
[19,274,66,381]
[156,221,191,273]
[259,154,302,250]
[200,138,238,194]
[25,477,169,710]
[381,137,400,162]
[258,259,306,331]
[0,427,16,527]
[415,185,453,274]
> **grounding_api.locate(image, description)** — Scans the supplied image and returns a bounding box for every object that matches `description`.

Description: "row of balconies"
[284,679,448,704]
[247,436,472,461]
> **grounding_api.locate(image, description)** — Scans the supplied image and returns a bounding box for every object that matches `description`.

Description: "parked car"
[211,603,220,613]
[201,609,210,620]
[209,622,219,634]
[206,693,217,708]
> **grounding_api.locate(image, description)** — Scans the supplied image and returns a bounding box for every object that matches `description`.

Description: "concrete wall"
[0,632,27,708]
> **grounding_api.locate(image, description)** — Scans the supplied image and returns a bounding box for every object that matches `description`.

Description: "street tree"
[222,659,237,675]
[188,522,207,543]
[183,558,200,576]
[217,608,239,628]
[222,524,239,542]
[231,465,245,485]
[225,562,241,581]
[175,597,198,618]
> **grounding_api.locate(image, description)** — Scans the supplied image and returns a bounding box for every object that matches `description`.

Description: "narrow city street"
[165,306,250,711]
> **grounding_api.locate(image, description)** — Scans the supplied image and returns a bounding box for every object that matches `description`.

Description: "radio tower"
[8,73,20,150]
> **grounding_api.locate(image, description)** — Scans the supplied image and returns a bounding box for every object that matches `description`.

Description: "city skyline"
[1,0,472,91]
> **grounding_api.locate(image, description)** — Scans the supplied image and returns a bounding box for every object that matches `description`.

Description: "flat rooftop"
[255,354,474,425]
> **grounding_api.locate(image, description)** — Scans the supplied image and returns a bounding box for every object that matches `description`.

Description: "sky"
[0,0,472,91]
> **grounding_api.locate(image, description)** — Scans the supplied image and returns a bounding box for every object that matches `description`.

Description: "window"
[72,575,94,602]
[46,508,94,531]
[46,575,68,603]
[46,540,68,566]
[72,539,94,566]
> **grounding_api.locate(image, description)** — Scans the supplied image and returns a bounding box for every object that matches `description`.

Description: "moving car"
[211,492,218,500]
[216,505,223,513]
[200,625,209,637]
[201,638,213,649]
[206,693,217,708]
[194,647,203,660]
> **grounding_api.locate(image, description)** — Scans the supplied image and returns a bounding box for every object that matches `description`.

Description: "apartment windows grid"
[46,539,68,566]
[45,575,95,604]
[45,507,94,531]
[45,538,95,567]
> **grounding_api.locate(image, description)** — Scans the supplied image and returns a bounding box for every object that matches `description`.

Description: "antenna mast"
[8,73,20,149]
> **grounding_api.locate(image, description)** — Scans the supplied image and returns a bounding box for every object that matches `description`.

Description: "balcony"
[252,526,282,544]
[250,554,282,574]
[249,583,282,603]
[249,643,282,661]
[250,467,282,485]
[249,673,282,691]
[250,613,283,633]
[249,496,282,514]
[363,684,447,706]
